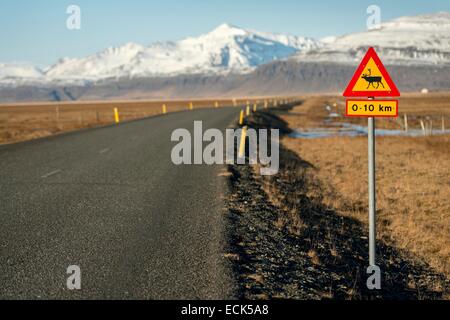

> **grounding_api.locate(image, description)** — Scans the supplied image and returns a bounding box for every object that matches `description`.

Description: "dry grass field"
[281,93,450,277]
[0,97,284,145]
[291,92,450,130]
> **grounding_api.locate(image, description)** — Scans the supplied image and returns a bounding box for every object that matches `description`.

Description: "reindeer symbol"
[361,68,385,89]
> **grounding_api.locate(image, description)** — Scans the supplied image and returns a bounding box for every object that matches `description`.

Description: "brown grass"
[281,94,450,276]
[257,165,305,236]
[0,97,291,145]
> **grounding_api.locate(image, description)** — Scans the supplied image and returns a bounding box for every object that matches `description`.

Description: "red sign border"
[343,47,400,97]
[345,99,399,118]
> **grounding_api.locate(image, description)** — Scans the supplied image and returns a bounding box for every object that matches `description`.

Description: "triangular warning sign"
[343,47,400,97]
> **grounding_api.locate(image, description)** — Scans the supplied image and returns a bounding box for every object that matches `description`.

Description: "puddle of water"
[290,122,450,139]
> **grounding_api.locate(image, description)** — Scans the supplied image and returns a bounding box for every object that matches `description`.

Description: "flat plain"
[0,97,279,145]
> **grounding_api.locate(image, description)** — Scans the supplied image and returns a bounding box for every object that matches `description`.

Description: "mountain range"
[1,12,449,101]
[0,23,320,85]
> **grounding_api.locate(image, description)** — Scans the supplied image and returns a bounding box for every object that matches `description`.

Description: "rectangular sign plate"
[345,99,398,118]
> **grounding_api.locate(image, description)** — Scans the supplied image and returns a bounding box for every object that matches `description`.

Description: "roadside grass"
[280,94,450,278]
[283,135,450,276]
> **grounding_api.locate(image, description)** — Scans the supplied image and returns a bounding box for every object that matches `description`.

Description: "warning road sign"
[342,47,401,288]
[343,47,400,97]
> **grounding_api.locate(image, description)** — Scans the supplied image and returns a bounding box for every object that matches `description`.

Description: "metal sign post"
[367,108,376,267]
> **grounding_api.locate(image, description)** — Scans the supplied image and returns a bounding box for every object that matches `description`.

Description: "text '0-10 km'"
[346,100,398,117]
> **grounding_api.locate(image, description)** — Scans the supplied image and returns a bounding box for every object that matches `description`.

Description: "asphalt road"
[0,107,239,299]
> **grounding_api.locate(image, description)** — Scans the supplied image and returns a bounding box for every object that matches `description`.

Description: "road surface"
[0,107,238,299]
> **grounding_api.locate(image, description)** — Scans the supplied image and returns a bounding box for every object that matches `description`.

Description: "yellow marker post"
[189,102,194,110]
[239,110,244,125]
[162,104,167,114]
[215,101,219,108]
[253,104,257,112]
[246,105,250,116]
[114,108,120,124]
[238,126,248,158]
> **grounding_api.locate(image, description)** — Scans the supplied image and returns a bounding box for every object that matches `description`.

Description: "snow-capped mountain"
[292,12,450,65]
[22,24,317,84]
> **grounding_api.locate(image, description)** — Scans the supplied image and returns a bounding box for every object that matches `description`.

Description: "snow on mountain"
[0,62,44,85]
[42,23,319,83]
[45,42,145,82]
[292,12,450,65]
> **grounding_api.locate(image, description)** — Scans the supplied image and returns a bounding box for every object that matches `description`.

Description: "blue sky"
[1,0,449,66]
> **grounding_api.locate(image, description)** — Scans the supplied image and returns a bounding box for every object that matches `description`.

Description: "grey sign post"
[367,98,376,266]
[367,100,381,290]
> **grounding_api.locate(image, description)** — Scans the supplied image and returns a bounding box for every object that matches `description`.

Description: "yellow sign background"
[352,58,392,92]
